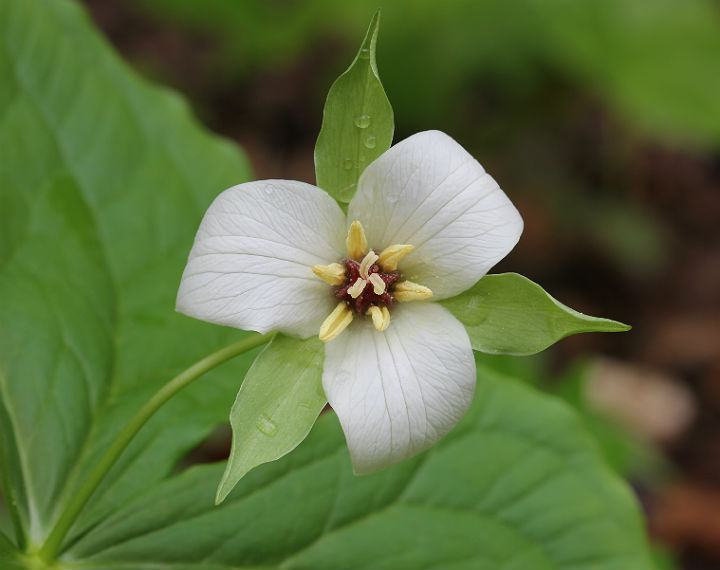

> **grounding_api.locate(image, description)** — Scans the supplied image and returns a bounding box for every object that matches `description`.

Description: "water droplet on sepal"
[339,183,357,201]
[354,115,371,128]
[256,414,277,436]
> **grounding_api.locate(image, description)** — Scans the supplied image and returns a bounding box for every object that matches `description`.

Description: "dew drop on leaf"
[256,414,278,437]
[354,114,371,128]
[343,157,354,170]
[358,47,370,59]
[364,135,376,149]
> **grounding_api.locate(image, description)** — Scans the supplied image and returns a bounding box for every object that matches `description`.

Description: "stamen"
[381,306,390,328]
[345,220,368,261]
[378,244,414,272]
[368,273,386,295]
[393,281,433,302]
[347,278,367,298]
[367,305,391,332]
[311,262,346,286]
[358,250,379,279]
[319,302,354,342]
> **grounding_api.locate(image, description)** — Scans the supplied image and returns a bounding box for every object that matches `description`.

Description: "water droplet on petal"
[354,115,371,128]
[335,370,352,384]
[256,414,277,437]
[343,157,354,171]
[364,135,376,149]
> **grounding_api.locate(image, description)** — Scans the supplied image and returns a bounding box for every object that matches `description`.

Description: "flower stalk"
[38,331,275,563]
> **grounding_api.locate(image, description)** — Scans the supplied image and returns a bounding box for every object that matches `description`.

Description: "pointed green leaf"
[216,335,326,504]
[68,366,652,570]
[441,273,630,355]
[0,0,256,547]
[314,10,394,203]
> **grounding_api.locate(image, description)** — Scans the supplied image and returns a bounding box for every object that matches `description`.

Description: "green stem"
[38,331,275,563]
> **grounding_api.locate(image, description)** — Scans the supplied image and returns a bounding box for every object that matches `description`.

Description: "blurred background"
[83,0,719,567]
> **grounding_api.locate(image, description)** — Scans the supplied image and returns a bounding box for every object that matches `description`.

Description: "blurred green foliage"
[140,0,720,148]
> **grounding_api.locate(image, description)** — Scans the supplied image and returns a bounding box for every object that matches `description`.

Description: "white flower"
[177,131,523,475]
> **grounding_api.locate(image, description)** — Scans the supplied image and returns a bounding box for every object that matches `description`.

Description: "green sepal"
[314,10,394,203]
[441,273,630,355]
[216,334,327,504]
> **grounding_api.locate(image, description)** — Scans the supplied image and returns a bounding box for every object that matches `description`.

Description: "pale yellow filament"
[347,278,367,298]
[366,305,391,332]
[358,250,379,279]
[377,244,414,272]
[368,273,386,295]
[311,262,345,286]
[393,281,433,302]
[345,220,368,261]
[319,302,354,342]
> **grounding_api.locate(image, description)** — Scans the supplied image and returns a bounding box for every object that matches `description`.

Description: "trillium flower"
[177,131,523,475]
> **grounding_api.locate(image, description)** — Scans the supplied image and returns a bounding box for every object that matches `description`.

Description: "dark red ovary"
[335,258,400,315]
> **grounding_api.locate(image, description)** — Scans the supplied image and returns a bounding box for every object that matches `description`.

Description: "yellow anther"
[358,250,379,279]
[311,263,346,286]
[346,220,368,261]
[367,305,391,332]
[377,244,414,272]
[393,281,433,302]
[319,302,354,342]
[347,278,367,298]
[368,273,386,295]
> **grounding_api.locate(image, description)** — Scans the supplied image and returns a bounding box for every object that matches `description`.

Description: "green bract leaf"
[216,334,327,504]
[441,273,630,355]
[68,366,651,569]
[0,0,256,550]
[314,10,394,203]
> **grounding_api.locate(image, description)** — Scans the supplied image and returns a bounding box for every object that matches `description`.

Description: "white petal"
[348,131,523,299]
[323,302,475,475]
[177,180,346,338]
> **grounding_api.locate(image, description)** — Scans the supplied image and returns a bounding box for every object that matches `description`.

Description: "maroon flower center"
[335,258,400,315]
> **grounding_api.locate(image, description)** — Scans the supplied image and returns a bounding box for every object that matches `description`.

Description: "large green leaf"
[441,273,630,355]
[0,0,257,550]
[67,366,652,570]
[314,10,394,203]
[216,334,326,504]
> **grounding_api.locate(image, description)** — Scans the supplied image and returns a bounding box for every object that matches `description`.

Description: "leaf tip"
[610,320,632,332]
[215,470,237,505]
[214,484,230,506]
[359,9,382,64]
